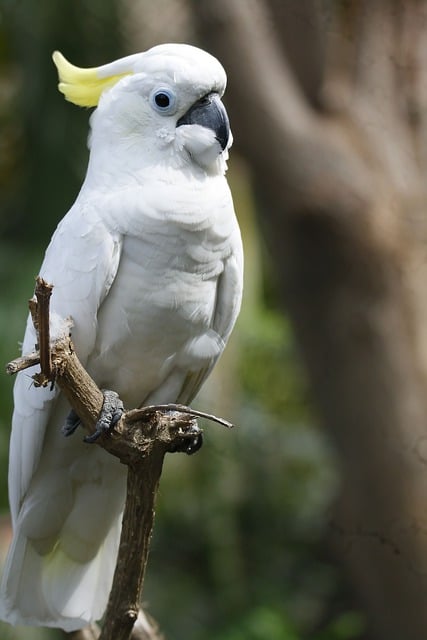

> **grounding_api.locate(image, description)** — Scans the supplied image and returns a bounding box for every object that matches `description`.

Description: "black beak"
[176,93,230,151]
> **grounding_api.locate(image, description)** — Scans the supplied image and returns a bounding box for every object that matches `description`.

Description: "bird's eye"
[150,88,177,115]
[155,93,170,108]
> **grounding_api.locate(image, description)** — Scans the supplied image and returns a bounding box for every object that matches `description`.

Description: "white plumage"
[0,43,243,631]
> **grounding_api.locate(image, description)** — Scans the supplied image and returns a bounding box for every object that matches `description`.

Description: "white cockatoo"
[0,43,243,631]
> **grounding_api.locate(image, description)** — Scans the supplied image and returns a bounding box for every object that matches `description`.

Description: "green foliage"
[0,0,124,244]
[0,622,61,640]
[238,307,311,421]
[312,611,366,640]
[220,606,300,640]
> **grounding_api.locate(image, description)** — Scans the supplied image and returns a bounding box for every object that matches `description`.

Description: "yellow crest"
[52,51,132,107]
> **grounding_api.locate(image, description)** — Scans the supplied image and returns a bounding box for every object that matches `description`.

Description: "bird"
[0,43,243,632]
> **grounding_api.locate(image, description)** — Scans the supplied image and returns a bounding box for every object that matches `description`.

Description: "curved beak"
[176,93,230,151]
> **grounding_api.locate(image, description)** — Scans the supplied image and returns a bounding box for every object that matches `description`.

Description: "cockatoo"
[0,43,243,631]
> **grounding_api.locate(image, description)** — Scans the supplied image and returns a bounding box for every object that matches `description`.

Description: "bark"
[193,1,427,638]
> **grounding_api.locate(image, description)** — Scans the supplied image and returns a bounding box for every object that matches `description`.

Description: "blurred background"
[2,1,427,639]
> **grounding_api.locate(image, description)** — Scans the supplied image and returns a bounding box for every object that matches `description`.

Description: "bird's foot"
[84,390,124,444]
[61,409,81,437]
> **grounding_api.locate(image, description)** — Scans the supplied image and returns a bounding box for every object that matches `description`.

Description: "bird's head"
[53,44,232,174]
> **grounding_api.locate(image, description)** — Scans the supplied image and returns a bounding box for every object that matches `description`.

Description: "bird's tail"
[0,515,121,632]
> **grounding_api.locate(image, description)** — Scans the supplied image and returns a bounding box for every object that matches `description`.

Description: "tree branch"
[34,277,53,381]
[7,279,232,640]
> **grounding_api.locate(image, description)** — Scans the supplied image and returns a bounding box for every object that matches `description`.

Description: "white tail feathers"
[0,514,122,631]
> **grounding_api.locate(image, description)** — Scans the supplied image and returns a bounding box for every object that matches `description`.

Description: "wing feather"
[177,228,243,404]
[8,202,122,523]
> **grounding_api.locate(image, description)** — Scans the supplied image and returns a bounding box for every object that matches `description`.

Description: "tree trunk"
[193,1,427,638]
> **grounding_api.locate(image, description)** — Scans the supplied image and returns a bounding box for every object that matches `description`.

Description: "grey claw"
[84,390,124,444]
[62,409,82,437]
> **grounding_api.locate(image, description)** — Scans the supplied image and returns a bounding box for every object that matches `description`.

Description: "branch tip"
[6,352,40,375]
[126,403,235,430]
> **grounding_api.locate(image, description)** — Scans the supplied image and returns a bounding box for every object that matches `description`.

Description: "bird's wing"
[177,226,243,405]
[9,202,122,524]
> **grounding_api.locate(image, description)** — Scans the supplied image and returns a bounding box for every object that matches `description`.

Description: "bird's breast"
[87,222,228,406]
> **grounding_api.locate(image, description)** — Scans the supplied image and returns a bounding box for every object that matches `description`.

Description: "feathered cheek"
[175,125,221,167]
[156,127,175,146]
